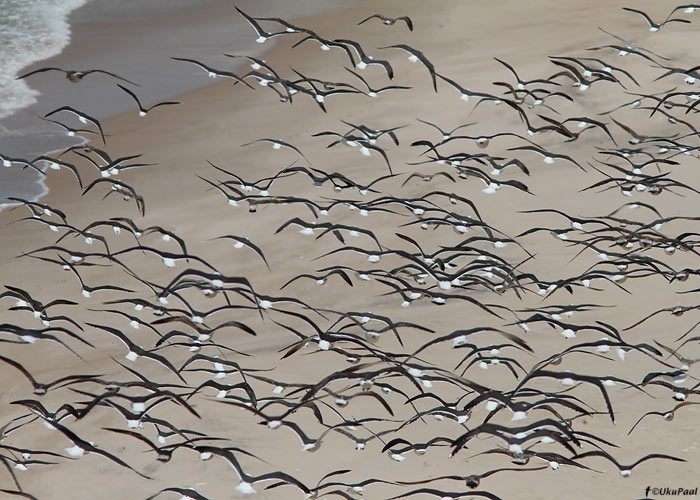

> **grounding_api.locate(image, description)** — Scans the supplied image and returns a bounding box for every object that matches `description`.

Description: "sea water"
[0,0,89,206]
[0,0,361,206]
[0,0,89,122]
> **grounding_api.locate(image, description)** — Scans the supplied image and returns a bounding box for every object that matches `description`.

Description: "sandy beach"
[1,1,699,499]
[0,0,359,204]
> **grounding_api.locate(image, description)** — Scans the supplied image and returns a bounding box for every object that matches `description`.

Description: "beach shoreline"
[1,1,699,499]
[0,0,360,206]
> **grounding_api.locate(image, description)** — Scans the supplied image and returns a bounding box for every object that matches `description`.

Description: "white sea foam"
[0,0,89,121]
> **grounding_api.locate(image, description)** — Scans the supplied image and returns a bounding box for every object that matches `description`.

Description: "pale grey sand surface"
[1,2,699,499]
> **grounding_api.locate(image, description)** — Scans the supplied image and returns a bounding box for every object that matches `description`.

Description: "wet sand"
[1,1,699,499]
[0,0,359,204]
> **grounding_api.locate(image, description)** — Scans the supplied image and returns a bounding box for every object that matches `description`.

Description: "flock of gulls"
[2,3,700,499]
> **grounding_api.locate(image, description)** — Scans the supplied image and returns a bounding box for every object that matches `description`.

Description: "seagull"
[277,164,396,194]
[0,285,76,317]
[274,217,321,236]
[556,116,617,144]
[19,244,117,269]
[30,156,84,187]
[485,157,531,176]
[72,149,154,178]
[116,84,180,116]
[492,80,570,108]
[398,466,547,489]
[247,15,318,36]
[340,119,405,145]
[654,340,700,369]
[10,398,82,428]
[278,469,398,497]
[508,145,584,170]
[641,105,698,133]
[102,427,220,463]
[238,70,296,102]
[412,131,537,154]
[82,177,146,216]
[576,56,641,86]
[35,417,150,478]
[357,14,413,31]
[0,355,100,395]
[622,7,691,31]
[44,106,105,144]
[170,57,253,86]
[0,324,92,359]
[59,257,135,298]
[145,487,212,500]
[6,197,69,229]
[235,6,287,43]
[624,305,700,331]
[186,378,257,403]
[2,287,82,328]
[291,34,357,61]
[289,67,363,110]
[518,208,612,231]
[192,445,311,495]
[572,450,685,477]
[495,57,561,90]
[314,245,396,264]
[205,159,291,196]
[549,59,617,91]
[280,269,354,289]
[388,488,503,500]
[155,268,258,308]
[345,67,411,98]
[610,117,676,144]
[314,222,383,249]
[416,118,476,140]
[596,27,672,60]
[627,401,700,434]
[587,44,668,63]
[435,72,496,102]
[0,490,40,500]
[671,3,700,14]
[402,170,456,186]
[334,38,394,79]
[210,235,269,270]
[380,44,437,91]
[17,67,138,85]
[256,420,348,453]
[89,308,163,335]
[241,138,311,163]
[223,53,280,78]
[112,245,217,271]
[79,218,142,241]
[652,63,700,85]
[0,152,38,171]
[40,117,105,144]
[86,323,185,381]
[325,136,393,174]
[139,225,189,255]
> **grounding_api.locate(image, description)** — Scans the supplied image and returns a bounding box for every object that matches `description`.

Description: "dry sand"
[1,1,699,499]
